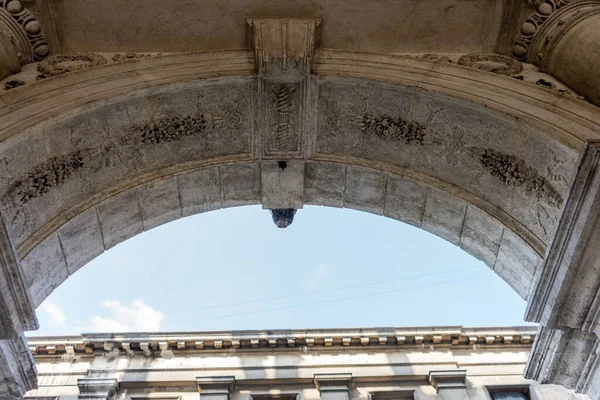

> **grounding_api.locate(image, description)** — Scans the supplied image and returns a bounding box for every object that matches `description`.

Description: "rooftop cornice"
[26,326,537,357]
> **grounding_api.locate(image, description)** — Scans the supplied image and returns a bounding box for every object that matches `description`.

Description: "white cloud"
[90,299,163,332]
[40,302,67,327]
[308,264,330,289]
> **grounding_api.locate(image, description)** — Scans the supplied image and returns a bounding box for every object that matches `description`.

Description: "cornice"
[26,326,537,357]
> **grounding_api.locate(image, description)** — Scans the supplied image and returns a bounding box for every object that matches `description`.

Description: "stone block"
[459,206,504,268]
[422,189,467,246]
[57,209,104,275]
[383,175,427,228]
[304,162,345,207]
[494,229,541,299]
[261,161,304,209]
[20,234,68,307]
[220,163,261,208]
[178,167,222,217]
[96,190,143,249]
[138,177,182,231]
[344,168,386,215]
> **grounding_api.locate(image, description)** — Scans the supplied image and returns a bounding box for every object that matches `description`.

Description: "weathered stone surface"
[261,161,304,210]
[460,207,504,268]
[138,177,181,231]
[20,234,68,307]
[178,167,222,217]
[422,189,467,246]
[219,164,261,208]
[383,176,427,228]
[343,168,386,215]
[494,230,540,299]
[304,163,345,208]
[96,191,143,250]
[57,209,104,275]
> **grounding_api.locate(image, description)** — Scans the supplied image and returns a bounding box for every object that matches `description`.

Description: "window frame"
[486,385,531,400]
[369,389,415,400]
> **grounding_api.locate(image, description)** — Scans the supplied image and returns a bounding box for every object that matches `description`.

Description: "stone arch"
[1,50,598,311]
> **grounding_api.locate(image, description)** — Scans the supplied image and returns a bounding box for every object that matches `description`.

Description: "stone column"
[0,0,49,80]
[512,0,600,106]
[196,376,236,400]
[428,370,468,400]
[314,373,352,400]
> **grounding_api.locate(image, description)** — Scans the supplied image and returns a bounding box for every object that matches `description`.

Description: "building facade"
[24,327,588,400]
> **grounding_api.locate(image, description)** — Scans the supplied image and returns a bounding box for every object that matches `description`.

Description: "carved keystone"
[247,19,321,77]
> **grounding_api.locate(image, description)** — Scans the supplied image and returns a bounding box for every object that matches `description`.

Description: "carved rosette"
[0,0,49,61]
[512,0,573,61]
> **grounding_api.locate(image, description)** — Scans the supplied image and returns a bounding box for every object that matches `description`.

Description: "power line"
[165,266,480,316]
[172,274,488,326]
[36,267,486,332]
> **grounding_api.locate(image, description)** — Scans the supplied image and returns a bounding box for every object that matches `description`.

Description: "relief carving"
[7,151,86,204]
[37,53,107,77]
[467,147,563,207]
[457,53,523,76]
[269,83,297,152]
[138,114,209,145]
[0,0,49,60]
[512,0,573,61]
[359,114,426,145]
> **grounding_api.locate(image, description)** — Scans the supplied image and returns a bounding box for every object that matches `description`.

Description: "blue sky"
[31,205,535,336]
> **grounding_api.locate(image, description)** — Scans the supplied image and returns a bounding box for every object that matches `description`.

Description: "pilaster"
[525,141,600,397]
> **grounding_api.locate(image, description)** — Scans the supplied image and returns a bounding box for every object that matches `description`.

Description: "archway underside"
[1,50,599,309]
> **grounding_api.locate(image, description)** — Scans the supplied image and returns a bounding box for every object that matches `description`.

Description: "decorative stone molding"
[247,19,320,77]
[428,370,467,391]
[26,327,537,356]
[512,0,573,61]
[247,19,320,159]
[0,0,49,61]
[77,377,118,400]
[37,53,107,77]
[527,0,600,68]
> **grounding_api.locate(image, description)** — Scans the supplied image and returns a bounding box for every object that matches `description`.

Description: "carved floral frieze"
[316,81,572,241]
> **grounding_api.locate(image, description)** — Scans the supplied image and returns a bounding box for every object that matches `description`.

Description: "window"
[490,393,529,400]
[487,386,530,400]
[370,390,415,400]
